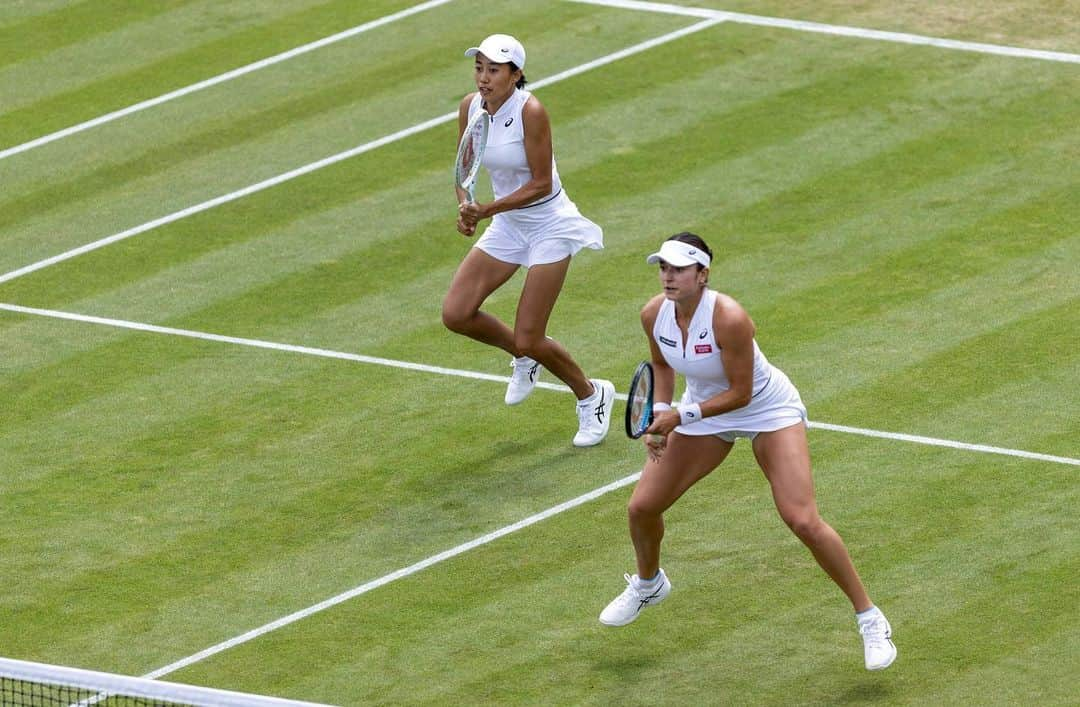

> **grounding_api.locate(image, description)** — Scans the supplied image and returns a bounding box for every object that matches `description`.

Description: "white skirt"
[473,190,603,267]
[675,366,807,440]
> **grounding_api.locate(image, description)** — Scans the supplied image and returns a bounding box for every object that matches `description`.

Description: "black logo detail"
[689,249,697,255]
[528,362,538,382]
[698,330,707,339]
[659,336,677,347]
[594,388,607,423]
[504,117,514,127]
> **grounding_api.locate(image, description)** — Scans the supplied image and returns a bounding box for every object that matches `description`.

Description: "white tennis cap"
[646,240,711,268]
[465,34,526,69]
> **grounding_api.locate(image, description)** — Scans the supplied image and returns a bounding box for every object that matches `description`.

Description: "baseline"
[569,0,1080,64]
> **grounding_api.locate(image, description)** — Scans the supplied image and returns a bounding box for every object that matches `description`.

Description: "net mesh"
[1,676,182,706]
[0,658,332,707]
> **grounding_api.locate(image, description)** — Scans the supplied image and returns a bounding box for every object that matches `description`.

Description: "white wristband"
[652,402,672,413]
[679,403,703,426]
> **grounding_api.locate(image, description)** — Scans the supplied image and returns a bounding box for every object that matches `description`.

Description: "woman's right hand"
[456,215,476,236]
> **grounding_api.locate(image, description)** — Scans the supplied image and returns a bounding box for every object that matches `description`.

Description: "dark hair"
[668,232,712,268]
[508,62,527,89]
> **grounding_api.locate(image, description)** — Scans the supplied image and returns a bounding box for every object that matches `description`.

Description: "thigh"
[444,247,520,314]
[515,256,571,337]
[751,422,817,515]
[632,432,734,514]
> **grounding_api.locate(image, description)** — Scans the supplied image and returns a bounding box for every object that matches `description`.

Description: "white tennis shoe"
[573,379,615,447]
[505,356,541,405]
[857,607,897,670]
[599,569,672,626]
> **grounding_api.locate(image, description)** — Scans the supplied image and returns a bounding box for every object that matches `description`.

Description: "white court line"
[3,301,1076,469]
[2,299,1075,681]
[569,0,1080,64]
[0,18,722,287]
[140,472,642,680]
[0,0,455,162]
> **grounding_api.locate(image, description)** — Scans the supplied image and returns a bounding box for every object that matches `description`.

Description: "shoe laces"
[613,573,646,605]
[859,616,891,646]
[510,358,537,382]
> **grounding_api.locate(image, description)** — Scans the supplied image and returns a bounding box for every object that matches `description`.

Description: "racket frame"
[454,108,489,202]
[625,361,655,439]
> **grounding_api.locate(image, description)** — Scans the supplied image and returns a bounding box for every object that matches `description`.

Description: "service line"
[3,301,1075,470]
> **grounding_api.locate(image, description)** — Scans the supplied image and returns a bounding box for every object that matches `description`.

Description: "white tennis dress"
[467,89,602,267]
[653,290,807,439]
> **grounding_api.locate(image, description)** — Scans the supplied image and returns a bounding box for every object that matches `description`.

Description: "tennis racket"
[624,361,655,439]
[454,108,489,202]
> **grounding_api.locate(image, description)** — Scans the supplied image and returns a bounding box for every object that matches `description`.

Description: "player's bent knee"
[513,333,546,360]
[628,497,665,521]
[783,513,825,543]
[441,303,473,334]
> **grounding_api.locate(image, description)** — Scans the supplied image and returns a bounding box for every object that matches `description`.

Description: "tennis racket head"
[454,108,489,202]
[625,361,655,439]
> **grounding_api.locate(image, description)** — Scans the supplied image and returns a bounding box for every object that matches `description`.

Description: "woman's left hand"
[459,201,486,227]
[645,409,681,438]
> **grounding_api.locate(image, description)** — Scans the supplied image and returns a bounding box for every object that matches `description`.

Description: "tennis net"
[0,658,334,707]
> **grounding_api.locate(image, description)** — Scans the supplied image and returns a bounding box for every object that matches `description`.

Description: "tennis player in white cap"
[598,232,897,671]
[442,33,614,447]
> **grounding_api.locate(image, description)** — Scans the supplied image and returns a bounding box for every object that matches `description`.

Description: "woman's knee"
[513,331,547,360]
[441,298,474,333]
[628,496,665,523]
[781,509,826,543]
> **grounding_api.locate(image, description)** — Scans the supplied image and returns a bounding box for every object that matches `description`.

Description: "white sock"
[577,381,598,405]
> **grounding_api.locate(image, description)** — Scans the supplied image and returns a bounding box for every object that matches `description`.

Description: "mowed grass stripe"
[0,0,423,145]
[0,0,196,70]
[0,7,697,280]
[0,333,641,670]
[1,6,1075,702]
[157,440,1076,704]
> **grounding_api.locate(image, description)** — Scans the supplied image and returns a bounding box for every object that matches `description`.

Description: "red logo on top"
[694,344,712,354]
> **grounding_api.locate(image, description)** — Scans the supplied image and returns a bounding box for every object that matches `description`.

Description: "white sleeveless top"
[468,89,562,203]
[653,290,774,405]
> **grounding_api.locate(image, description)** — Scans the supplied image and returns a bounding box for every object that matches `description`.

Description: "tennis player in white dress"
[598,233,897,671]
[443,34,614,447]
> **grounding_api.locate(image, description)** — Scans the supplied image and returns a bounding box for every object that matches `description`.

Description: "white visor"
[646,240,710,268]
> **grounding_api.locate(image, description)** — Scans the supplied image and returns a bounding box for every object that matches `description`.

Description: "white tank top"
[653,290,774,404]
[468,89,562,203]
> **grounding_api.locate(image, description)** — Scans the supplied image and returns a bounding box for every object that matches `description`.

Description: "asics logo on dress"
[698,330,708,339]
[504,117,514,127]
